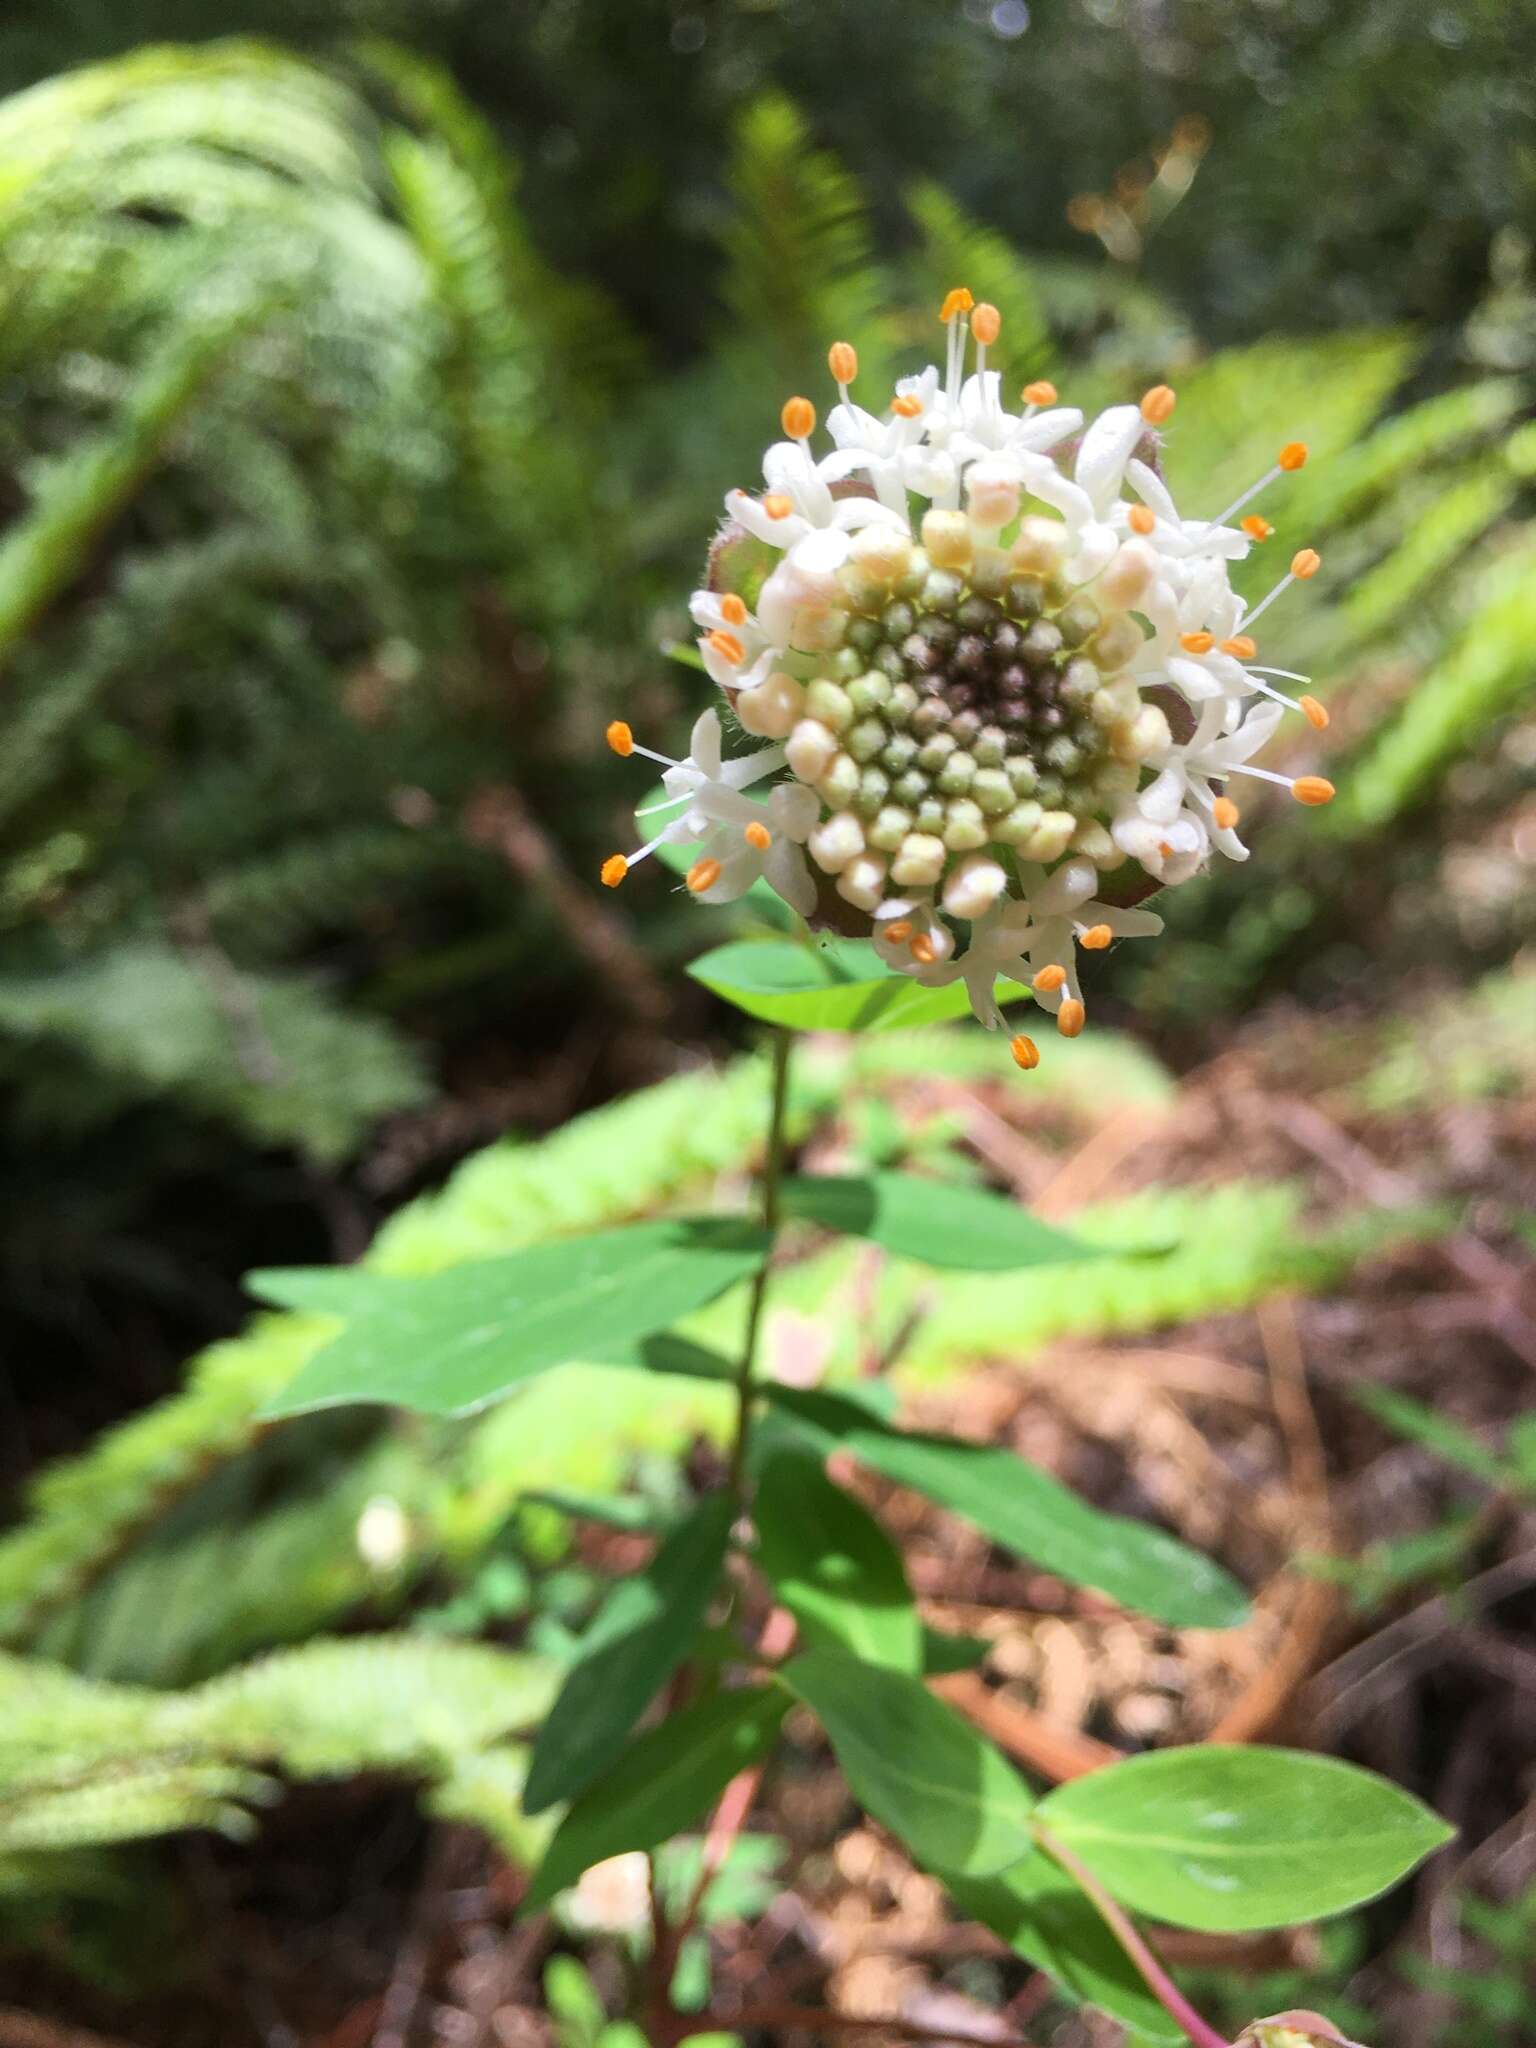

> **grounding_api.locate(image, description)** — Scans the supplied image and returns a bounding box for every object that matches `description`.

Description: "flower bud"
[1098,539,1157,608]
[1010,516,1066,574]
[849,524,913,584]
[965,460,1021,533]
[736,671,805,738]
[921,508,973,570]
[836,850,888,911]
[786,718,838,783]
[808,811,865,873]
[942,853,1008,920]
[891,832,946,887]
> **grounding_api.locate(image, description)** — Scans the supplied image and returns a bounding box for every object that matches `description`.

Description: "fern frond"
[720,95,895,394]
[903,183,1054,381]
[0,943,430,1158]
[0,268,281,665]
[1164,332,1413,536]
[1333,469,1517,650]
[1333,538,1536,830]
[0,1635,552,1855]
[0,1763,270,1853]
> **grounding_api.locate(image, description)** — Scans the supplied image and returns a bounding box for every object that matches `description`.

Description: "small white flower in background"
[564,1850,652,1936]
[603,296,1337,1066]
[355,1495,410,1574]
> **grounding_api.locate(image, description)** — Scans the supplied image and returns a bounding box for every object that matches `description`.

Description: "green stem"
[1032,1820,1232,2048]
[726,1026,793,1500]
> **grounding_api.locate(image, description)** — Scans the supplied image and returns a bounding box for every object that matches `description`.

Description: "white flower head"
[603,304,1336,1064]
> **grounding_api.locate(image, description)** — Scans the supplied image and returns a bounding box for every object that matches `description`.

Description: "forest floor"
[5,980,1536,2048]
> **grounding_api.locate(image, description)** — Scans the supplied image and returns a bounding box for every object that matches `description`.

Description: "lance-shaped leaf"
[782,1647,1034,1877]
[1038,1745,1454,1932]
[946,1853,1181,2042]
[526,1685,786,1909]
[755,1451,919,1671]
[523,1494,735,1815]
[780,1171,1107,1271]
[252,1218,767,1417]
[687,938,1025,1034]
[765,1388,1247,1630]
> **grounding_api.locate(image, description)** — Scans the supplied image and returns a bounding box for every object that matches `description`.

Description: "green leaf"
[780,1171,1106,1271]
[601,1333,737,1383]
[755,1451,919,1671]
[781,1647,1034,1877]
[766,1389,1248,1630]
[946,1853,1181,2041]
[1038,1745,1453,1932]
[544,1957,606,2048]
[920,1626,991,1675]
[1350,1384,1508,1486]
[526,1686,786,1908]
[687,938,1025,1034]
[523,1495,735,1815]
[254,1219,768,1418]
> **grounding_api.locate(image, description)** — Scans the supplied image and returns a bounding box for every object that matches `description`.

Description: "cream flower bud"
[786,718,838,782]
[1111,701,1171,762]
[808,811,865,873]
[736,671,805,738]
[1098,539,1157,609]
[1011,516,1066,574]
[1019,810,1077,862]
[921,508,973,570]
[965,460,1021,533]
[849,524,913,584]
[1092,613,1146,673]
[941,852,1009,920]
[836,850,888,911]
[891,832,947,887]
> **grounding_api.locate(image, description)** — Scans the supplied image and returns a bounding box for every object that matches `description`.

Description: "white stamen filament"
[1240,570,1299,632]
[1213,463,1282,527]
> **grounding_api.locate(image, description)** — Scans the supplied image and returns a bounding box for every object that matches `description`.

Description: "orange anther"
[1291,547,1321,579]
[828,341,858,385]
[606,720,634,756]
[1241,515,1274,541]
[762,492,793,519]
[891,393,924,419]
[1278,441,1308,472]
[1300,694,1329,730]
[1180,631,1215,655]
[910,932,937,964]
[1057,998,1086,1038]
[1032,963,1067,994]
[1128,505,1156,535]
[719,593,748,625]
[882,919,913,945]
[1010,1034,1040,1072]
[1080,923,1113,950]
[600,854,629,887]
[781,396,816,441]
[1140,384,1177,425]
[744,820,772,850]
[1022,379,1058,406]
[970,302,1001,346]
[1292,776,1335,807]
[707,629,745,664]
[1212,796,1240,830]
[687,856,723,892]
[1220,635,1258,661]
[939,287,975,323]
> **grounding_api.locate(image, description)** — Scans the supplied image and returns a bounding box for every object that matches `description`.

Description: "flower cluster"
[604,291,1335,1066]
